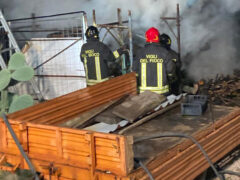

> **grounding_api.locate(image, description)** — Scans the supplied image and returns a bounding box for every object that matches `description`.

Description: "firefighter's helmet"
[145,27,160,43]
[85,26,99,39]
[160,33,171,49]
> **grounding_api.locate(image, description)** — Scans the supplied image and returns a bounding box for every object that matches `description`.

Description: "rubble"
[200,71,240,107]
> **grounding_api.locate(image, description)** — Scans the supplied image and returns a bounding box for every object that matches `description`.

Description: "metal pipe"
[118,8,126,74]
[17,38,81,41]
[97,24,128,29]
[176,4,181,60]
[0,10,20,52]
[2,113,39,180]
[35,74,85,78]
[7,11,87,22]
[162,19,177,40]
[101,30,109,42]
[160,17,177,20]
[117,9,123,37]
[105,27,122,46]
[0,47,15,54]
[82,13,88,43]
[12,28,82,33]
[34,38,81,70]
[100,20,128,26]
[128,10,133,71]
[134,133,224,180]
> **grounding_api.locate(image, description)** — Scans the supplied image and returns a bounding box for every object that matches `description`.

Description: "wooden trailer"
[0,72,240,180]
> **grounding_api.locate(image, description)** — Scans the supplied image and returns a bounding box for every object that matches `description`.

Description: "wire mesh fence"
[7,12,87,100]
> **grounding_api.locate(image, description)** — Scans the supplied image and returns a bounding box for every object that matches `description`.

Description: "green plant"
[0,52,34,115]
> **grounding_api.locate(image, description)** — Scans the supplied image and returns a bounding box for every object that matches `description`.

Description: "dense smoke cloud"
[0,0,239,80]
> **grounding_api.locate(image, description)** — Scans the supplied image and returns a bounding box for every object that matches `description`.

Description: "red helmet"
[145,27,160,43]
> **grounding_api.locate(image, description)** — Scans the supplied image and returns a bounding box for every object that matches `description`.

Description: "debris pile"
[206,70,240,106]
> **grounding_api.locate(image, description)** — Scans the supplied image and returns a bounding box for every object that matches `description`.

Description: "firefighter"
[80,26,127,86]
[133,27,176,95]
[160,33,181,94]
[159,33,198,94]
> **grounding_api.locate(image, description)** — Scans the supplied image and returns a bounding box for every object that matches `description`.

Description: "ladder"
[0,10,44,101]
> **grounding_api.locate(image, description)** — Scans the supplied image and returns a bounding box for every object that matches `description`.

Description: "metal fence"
[7,11,88,100]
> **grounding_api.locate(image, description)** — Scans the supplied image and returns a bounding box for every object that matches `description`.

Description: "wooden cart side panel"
[93,132,133,176]
[96,172,131,180]
[0,121,133,178]
[0,122,22,155]
[27,126,92,169]
[0,121,7,151]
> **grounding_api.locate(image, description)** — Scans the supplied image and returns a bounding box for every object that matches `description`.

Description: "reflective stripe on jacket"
[133,43,176,94]
[80,38,123,86]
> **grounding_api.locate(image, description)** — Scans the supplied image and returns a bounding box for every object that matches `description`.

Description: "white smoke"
[0,0,240,80]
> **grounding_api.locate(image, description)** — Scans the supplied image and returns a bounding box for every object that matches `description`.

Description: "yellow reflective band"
[139,85,169,91]
[95,56,101,80]
[172,58,177,62]
[84,57,88,80]
[168,38,171,45]
[87,77,109,86]
[139,85,169,94]
[141,63,147,88]
[157,62,163,88]
[139,89,169,94]
[113,50,120,58]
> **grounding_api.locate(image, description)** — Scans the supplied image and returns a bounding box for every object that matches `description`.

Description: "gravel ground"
[0,169,33,180]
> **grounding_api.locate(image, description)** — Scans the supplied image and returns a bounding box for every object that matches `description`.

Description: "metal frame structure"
[92,9,133,74]
[161,4,181,59]
[0,10,44,101]
[134,4,181,59]
[1,11,88,100]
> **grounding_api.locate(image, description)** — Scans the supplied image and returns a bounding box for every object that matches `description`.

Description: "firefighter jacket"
[133,43,176,94]
[165,47,182,94]
[80,38,124,86]
[166,48,181,71]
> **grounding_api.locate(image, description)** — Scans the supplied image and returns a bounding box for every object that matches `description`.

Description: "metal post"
[2,113,40,180]
[118,8,126,74]
[0,55,7,69]
[176,4,181,59]
[0,11,20,51]
[93,10,96,27]
[128,10,133,71]
[82,13,88,43]
[0,10,44,101]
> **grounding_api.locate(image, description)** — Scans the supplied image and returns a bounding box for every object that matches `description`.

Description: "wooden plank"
[86,133,96,180]
[119,101,181,135]
[0,122,7,150]
[113,91,166,123]
[94,96,128,124]
[94,109,123,124]
[74,98,124,128]
[56,129,63,158]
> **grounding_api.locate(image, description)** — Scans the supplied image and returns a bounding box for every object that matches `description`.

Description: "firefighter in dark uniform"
[160,33,181,94]
[80,26,126,86]
[133,27,176,95]
[159,33,198,95]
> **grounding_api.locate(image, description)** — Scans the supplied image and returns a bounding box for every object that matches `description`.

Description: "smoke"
[182,0,240,80]
[0,0,240,80]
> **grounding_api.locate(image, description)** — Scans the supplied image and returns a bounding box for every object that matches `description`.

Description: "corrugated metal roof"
[8,73,137,125]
